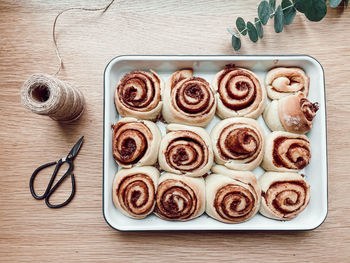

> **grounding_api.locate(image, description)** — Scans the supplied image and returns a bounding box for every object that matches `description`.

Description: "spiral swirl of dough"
[162,69,216,127]
[112,166,160,219]
[114,70,163,120]
[265,67,309,100]
[213,67,266,119]
[154,173,205,221]
[112,117,161,168]
[261,131,311,172]
[211,118,265,170]
[259,172,310,220]
[158,124,213,177]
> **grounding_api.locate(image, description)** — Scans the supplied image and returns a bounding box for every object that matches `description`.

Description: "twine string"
[53,0,115,76]
[21,74,86,122]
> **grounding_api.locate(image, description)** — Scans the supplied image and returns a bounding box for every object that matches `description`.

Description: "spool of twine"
[20,1,115,122]
[20,74,85,122]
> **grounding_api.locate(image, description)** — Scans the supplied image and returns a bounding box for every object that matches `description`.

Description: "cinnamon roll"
[114,70,164,120]
[265,67,309,100]
[158,124,213,177]
[263,92,319,134]
[259,172,310,220]
[154,173,205,221]
[206,165,261,223]
[211,117,265,170]
[112,117,161,168]
[212,67,266,119]
[112,166,160,219]
[162,69,216,127]
[261,131,311,172]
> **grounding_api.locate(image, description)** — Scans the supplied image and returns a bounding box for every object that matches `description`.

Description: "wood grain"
[1,0,350,262]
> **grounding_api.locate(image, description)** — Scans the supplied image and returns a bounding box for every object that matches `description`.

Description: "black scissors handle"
[29,159,76,208]
[30,161,57,200]
[45,173,76,209]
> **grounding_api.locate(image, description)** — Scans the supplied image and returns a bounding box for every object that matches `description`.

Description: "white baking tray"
[103,55,328,231]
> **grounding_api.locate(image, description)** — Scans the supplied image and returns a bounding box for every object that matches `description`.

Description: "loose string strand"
[53,0,115,76]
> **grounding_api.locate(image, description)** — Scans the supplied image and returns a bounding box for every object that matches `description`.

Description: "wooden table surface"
[1,0,350,262]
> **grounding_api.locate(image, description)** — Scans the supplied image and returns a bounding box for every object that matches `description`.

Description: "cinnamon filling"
[112,122,151,165]
[123,83,146,106]
[174,77,214,115]
[217,69,259,111]
[131,190,141,206]
[184,84,204,100]
[272,137,310,169]
[214,184,256,221]
[155,180,197,220]
[165,133,207,172]
[265,181,308,216]
[217,124,261,163]
[117,174,155,215]
[117,71,160,111]
[172,147,190,165]
[236,81,249,91]
[120,138,137,159]
[224,128,257,155]
[300,98,319,121]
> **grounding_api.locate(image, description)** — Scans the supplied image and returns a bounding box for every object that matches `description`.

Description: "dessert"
[206,165,261,223]
[162,69,216,127]
[212,67,266,119]
[211,117,265,170]
[112,166,160,219]
[114,70,164,120]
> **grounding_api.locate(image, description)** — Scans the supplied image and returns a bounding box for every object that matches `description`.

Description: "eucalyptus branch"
[228,0,348,51]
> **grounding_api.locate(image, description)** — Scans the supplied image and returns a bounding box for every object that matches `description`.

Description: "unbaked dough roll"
[154,173,205,221]
[261,131,311,172]
[114,70,164,120]
[259,172,310,220]
[212,67,266,119]
[112,166,160,219]
[162,69,216,127]
[211,117,265,170]
[112,117,161,168]
[158,124,213,177]
[206,165,261,223]
[265,67,309,100]
[263,92,319,134]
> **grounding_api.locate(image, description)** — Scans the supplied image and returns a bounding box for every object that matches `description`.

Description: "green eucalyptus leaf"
[282,0,296,25]
[330,0,343,8]
[293,0,327,21]
[304,0,327,21]
[293,0,311,13]
[274,5,284,33]
[258,1,270,25]
[236,17,247,35]
[247,22,258,42]
[255,18,263,39]
[232,35,241,51]
[269,0,276,10]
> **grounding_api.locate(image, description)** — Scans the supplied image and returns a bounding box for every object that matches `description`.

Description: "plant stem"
[239,29,247,35]
[241,3,295,33]
[282,3,294,11]
[234,2,295,36]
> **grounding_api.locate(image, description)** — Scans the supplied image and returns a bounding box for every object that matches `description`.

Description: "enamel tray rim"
[103,55,328,232]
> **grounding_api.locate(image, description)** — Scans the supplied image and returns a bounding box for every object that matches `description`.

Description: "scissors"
[29,136,84,208]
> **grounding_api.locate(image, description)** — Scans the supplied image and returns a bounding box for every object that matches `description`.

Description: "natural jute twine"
[21,74,85,122]
[20,0,115,122]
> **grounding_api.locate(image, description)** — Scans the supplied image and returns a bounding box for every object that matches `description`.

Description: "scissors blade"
[67,136,84,160]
